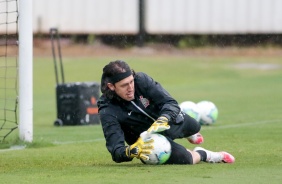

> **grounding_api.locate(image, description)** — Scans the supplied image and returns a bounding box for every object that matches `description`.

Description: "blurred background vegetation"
[35,33,282,48]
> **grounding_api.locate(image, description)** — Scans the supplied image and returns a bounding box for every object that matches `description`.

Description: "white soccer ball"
[179,101,201,122]
[140,133,171,165]
[196,100,218,125]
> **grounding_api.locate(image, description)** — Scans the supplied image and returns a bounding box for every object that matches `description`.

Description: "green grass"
[1,53,282,184]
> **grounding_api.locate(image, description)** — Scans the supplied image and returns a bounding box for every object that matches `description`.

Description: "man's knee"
[164,139,193,165]
[182,114,201,137]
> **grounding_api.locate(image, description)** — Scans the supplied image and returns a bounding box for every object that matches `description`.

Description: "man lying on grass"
[98,60,235,165]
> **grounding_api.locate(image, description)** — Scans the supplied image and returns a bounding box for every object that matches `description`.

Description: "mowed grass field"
[1,49,282,184]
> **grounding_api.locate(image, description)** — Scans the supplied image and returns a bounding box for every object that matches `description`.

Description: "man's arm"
[137,72,180,123]
[99,106,132,163]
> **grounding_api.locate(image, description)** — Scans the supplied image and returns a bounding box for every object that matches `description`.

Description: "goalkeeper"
[98,60,235,164]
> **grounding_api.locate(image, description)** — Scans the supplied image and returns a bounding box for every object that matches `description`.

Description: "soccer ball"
[140,133,171,165]
[196,100,218,125]
[179,101,201,122]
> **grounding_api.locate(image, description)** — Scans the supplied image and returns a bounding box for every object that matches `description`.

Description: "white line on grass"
[54,119,281,144]
[203,119,281,130]
[1,119,280,152]
[0,139,105,152]
[0,145,26,152]
[53,138,105,145]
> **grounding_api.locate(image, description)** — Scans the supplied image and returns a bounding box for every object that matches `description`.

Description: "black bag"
[55,82,100,126]
[50,28,100,126]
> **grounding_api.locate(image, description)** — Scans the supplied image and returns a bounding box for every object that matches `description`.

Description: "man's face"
[107,75,135,101]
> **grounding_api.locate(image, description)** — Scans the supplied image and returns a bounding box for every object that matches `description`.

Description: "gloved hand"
[126,133,154,161]
[147,116,170,133]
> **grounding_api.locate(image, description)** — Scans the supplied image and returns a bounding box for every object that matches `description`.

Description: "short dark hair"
[101,60,135,99]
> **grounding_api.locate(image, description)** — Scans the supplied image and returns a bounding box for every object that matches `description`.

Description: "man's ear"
[107,83,115,91]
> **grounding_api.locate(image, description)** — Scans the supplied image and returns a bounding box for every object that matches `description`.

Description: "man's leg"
[187,149,201,164]
[165,113,203,144]
[165,138,196,165]
[163,138,235,164]
[187,132,204,144]
[193,147,235,163]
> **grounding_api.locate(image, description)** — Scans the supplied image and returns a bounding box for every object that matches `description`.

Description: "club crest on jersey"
[139,96,149,108]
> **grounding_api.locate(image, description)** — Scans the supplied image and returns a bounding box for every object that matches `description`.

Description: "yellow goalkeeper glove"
[126,134,154,161]
[147,116,170,133]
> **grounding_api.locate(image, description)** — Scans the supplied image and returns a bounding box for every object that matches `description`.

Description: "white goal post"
[18,0,33,142]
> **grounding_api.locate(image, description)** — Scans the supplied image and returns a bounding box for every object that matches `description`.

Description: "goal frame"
[18,0,33,142]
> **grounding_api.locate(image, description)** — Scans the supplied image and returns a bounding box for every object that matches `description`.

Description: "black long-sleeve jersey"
[97,72,180,163]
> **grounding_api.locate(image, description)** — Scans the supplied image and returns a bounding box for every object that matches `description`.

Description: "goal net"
[0,0,33,143]
[0,0,19,142]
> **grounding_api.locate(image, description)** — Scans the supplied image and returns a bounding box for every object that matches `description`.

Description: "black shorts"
[164,112,201,140]
[164,137,193,165]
